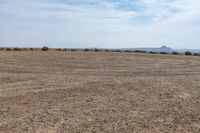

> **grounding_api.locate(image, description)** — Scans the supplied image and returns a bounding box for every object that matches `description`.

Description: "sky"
[0,0,200,49]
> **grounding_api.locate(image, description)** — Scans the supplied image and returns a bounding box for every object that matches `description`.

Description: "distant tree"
[185,51,192,56]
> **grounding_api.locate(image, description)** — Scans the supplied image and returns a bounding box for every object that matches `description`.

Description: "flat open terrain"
[0,51,200,133]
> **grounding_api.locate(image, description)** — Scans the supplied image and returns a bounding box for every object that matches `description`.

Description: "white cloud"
[0,0,200,48]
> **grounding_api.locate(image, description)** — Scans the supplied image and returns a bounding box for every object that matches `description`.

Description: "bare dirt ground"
[0,51,200,133]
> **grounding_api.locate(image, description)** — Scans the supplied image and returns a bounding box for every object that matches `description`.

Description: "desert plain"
[0,51,200,133]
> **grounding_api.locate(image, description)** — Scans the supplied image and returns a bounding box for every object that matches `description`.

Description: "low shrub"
[5,48,12,51]
[124,50,131,52]
[0,48,5,51]
[13,48,22,51]
[42,46,48,51]
[55,48,62,51]
[94,49,100,52]
[116,50,122,52]
[193,53,200,56]
[171,51,180,55]
[29,48,34,51]
[185,51,192,56]
[149,51,157,54]
[134,50,146,53]
[22,48,28,51]
[63,48,68,51]
[110,50,116,52]
[105,49,109,52]
[160,51,168,54]
[84,48,90,52]
[70,49,76,52]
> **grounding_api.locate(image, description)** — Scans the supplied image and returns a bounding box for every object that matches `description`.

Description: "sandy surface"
[0,51,200,133]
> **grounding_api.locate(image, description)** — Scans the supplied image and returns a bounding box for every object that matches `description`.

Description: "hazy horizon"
[0,0,200,49]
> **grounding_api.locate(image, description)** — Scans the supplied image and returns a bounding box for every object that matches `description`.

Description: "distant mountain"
[122,46,174,53]
[120,46,200,53]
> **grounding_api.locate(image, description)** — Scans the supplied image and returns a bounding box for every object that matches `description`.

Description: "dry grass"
[0,51,200,132]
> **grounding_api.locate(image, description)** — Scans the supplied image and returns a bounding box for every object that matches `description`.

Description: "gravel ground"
[0,51,200,133]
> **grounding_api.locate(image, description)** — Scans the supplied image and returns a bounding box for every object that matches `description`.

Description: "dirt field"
[0,51,200,133]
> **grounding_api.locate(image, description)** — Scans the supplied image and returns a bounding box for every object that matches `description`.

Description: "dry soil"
[0,51,200,133]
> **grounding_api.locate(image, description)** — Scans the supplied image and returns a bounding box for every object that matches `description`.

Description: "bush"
[70,49,76,52]
[0,48,5,51]
[29,48,34,51]
[55,48,62,51]
[84,48,90,52]
[42,46,48,51]
[63,48,68,51]
[13,48,22,51]
[160,51,168,54]
[116,50,122,52]
[94,49,100,52]
[105,49,109,52]
[134,50,146,53]
[22,48,28,51]
[124,50,131,52]
[110,50,116,52]
[193,53,200,56]
[134,50,140,53]
[185,51,192,56]
[171,51,180,55]
[5,48,12,51]
[149,51,157,54]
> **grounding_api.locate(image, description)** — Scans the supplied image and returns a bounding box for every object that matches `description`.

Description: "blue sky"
[0,0,200,48]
